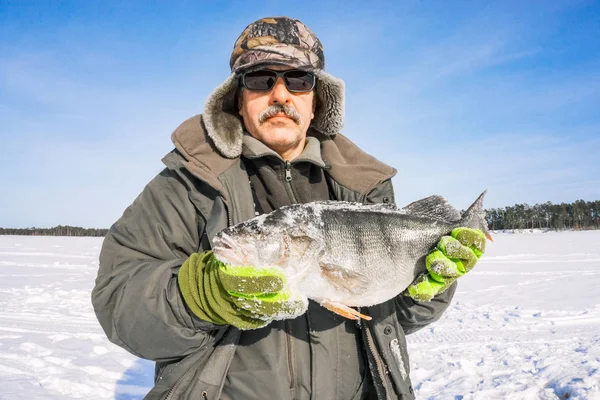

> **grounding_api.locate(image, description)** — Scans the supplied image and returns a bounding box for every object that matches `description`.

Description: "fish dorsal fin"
[402,195,461,222]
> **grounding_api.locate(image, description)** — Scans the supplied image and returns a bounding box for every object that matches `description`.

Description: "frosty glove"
[178,251,308,330]
[405,228,486,302]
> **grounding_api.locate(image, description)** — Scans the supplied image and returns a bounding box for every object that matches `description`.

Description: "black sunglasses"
[240,69,316,93]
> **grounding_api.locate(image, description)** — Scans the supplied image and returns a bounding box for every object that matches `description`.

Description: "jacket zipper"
[283,160,298,204]
[362,320,392,399]
[166,383,209,400]
[285,160,292,182]
[283,160,299,399]
[286,320,298,399]
[164,375,185,400]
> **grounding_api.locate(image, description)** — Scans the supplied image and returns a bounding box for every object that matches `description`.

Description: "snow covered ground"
[0,231,598,399]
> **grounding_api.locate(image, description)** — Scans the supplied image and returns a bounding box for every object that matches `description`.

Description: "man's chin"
[256,126,304,144]
[265,130,298,141]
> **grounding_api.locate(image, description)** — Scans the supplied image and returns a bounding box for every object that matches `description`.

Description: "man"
[92,17,485,400]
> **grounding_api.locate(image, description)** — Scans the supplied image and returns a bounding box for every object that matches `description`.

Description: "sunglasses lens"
[283,71,315,92]
[242,70,315,92]
[243,71,277,91]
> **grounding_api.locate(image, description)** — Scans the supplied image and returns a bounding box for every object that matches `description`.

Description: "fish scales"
[320,208,414,277]
[317,207,455,304]
[212,191,490,320]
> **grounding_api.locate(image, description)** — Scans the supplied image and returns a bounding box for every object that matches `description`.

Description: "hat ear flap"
[312,70,345,136]
[203,74,244,158]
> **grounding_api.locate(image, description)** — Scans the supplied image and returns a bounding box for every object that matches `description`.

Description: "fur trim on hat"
[313,70,345,137]
[202,71,345,159]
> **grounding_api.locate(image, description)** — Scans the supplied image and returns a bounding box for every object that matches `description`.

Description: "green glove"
[405,228,486,302]
[178,251,308,330]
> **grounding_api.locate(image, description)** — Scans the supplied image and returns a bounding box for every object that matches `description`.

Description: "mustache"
[258,104,301,125]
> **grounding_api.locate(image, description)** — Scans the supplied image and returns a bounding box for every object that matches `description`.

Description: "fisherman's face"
[239,65,316,161]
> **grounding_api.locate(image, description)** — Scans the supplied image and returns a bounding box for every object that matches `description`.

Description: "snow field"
[0,231,599,399]
[408,231,600,399]
[0,237,154,399]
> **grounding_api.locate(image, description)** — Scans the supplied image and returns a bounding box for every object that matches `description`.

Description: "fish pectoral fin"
[321,299,372,321]
[320,262,369,294]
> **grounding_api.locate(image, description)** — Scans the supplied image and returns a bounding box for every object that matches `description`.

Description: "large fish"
[213,191,491,321]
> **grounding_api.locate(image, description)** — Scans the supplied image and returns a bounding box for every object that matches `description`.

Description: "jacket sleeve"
[394,282,456,334]
[91,168,223,361]
[366,179,457,335]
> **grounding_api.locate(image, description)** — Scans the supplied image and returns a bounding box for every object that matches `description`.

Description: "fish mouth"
[213,234,248,266]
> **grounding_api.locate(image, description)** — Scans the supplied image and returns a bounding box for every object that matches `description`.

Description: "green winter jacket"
[91,115,456,399]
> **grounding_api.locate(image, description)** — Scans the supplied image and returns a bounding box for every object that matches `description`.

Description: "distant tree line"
[1,199,599,236]
[486,200,600,231]
[0,225,109,237]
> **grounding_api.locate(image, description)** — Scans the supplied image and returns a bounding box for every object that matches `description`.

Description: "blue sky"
[1,1,599,228]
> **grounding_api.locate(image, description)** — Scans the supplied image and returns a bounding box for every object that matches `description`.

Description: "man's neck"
[242,135,327,165]
[278,144,305,161]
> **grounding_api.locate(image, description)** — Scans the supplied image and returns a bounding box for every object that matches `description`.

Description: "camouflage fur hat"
[230,17,324,73]
[203,16,345,159]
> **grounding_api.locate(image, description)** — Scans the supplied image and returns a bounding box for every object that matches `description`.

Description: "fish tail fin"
[462,190,493,241]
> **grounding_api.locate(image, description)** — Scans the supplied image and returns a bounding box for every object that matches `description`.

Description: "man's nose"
[269,77,291,104]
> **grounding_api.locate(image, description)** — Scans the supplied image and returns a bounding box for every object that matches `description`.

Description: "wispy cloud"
[0,1,599,227]
[340,7,600,212]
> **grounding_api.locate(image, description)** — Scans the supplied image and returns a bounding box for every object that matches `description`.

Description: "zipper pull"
[285,160,292,182]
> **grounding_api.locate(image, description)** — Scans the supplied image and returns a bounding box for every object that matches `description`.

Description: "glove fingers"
[426,248,464,278]
[451,228,486,256]
[407,228,487,302]
[202,258,248,325]
[216,264,286,295]
[214,261,308,323]
[230,291,308,321]
[436,236,479,274]
[203,260,277,329]
[180,252,302,330]
[180,252,243,326]
[405,273,456,302]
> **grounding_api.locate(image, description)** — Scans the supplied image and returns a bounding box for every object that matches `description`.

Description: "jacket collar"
[241,134,327,169]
